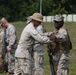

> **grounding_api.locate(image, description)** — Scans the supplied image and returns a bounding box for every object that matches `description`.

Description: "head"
[28,13,43,27]
[54,15,64,30]
[0,17,9,28]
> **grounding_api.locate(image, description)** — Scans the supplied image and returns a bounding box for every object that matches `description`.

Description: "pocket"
[23,59,31,75]
[38,55,44,65]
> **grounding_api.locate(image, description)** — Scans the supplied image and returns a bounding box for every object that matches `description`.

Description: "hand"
[50,34,56,41]
[7,46,11,52]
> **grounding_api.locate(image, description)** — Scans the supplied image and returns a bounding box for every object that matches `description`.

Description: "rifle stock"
[2,29,7,58]
[2,39,7,58]
[47,46,56,75]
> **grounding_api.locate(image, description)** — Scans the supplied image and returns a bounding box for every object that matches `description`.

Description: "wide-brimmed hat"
[30,13,43,22]
[0,17,6,26]
[26,16,32,24]
[54,15,64,21]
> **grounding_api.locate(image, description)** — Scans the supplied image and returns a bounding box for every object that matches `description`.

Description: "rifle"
[47,45,56,75]
[2,29,7,58]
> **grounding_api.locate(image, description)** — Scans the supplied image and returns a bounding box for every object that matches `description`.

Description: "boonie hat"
[54,15,64,21]
[0,17,6,26]
[30,13,43,22]
[26,16,32,24]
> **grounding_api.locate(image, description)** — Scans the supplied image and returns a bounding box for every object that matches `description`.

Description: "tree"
[0,0,76,21]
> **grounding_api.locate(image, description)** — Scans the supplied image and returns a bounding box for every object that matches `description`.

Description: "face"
[54,20,64,30]
[33,20,41,27]
[1,21,7,28]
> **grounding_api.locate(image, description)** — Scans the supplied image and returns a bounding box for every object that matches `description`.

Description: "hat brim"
[54,16,64,22]
[30,16,43,22]
[0,23,2,26]
[26,16,32,24]
[26,19,32,24]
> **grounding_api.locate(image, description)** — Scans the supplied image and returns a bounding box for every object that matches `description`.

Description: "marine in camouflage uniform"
[0,29,6,73]
[14,13,53,75]
[26,16,52,75]
[0,18,18,75]
[49,15,72,75]
[33,24,46,75]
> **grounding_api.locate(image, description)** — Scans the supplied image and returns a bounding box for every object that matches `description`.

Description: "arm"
[36,25,53,36]
[30,27,53,44]
[0,31,4,43]
[7,26,17,51]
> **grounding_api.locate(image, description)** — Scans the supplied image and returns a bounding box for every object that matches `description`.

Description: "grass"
[0,22,76,75]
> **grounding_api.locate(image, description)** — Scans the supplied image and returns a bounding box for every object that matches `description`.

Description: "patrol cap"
[26,16,32,24]
[30,13,43,22]
[54,15,64,21]
[0,17,7,26]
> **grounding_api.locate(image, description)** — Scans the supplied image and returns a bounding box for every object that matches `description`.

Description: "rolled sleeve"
[29,27,52,43]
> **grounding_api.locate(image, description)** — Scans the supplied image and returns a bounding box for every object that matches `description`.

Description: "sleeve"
[43,32,53,36]
[36,26,44,35]
[0,31,4,42]
[36,25,53,36]
[8,27,17,47]
[55,29,67,42]
[29,27,52,43]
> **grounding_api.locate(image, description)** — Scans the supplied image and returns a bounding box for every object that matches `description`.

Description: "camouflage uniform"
[33,25,46,75]
[0,30,6,73]
[0,52,7,73]
[1,24,17,75]
[0,18,18,75]
[51,15,72,75]
[14,22,52,75]
[0,29,4,52]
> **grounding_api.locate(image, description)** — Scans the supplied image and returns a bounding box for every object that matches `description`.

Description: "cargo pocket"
[38,55,44,65]
[23,59,31,75]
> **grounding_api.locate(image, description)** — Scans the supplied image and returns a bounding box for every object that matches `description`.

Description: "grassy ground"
[0,22,76,75]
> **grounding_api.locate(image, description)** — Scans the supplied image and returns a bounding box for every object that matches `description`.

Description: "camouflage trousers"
[5,52,15,74]
[33,52,44,75]
[52,51,70,75]
[0,53,7,73]
[14,58,33,75]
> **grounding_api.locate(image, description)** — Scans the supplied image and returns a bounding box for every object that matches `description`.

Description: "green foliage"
[0,0,76,21]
